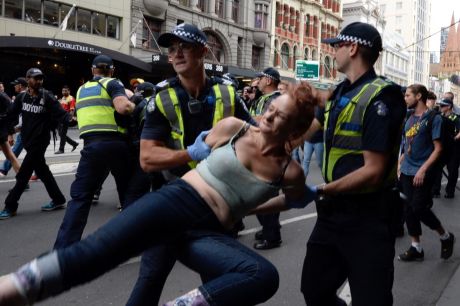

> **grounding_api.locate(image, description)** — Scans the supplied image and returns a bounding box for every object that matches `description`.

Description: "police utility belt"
[316,187,398,217]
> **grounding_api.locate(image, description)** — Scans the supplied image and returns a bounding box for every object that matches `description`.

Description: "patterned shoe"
[41,201,66,212]
[0,209,16,220]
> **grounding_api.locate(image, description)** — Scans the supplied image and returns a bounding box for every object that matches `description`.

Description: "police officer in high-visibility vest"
[300,22,406,305]
[126,23,254,306]
[437,96,460,198]
[248,67,285,250]
[53,55,135,249]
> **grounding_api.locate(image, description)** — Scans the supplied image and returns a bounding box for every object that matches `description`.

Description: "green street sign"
[295,60,319,80]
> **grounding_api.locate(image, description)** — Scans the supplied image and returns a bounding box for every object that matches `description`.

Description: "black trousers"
[256,212,281,241]
[400,173,442,236]
[302,202,395,306]
[58,123,78,151]
[5,143,66,212]
[445,145,460,195]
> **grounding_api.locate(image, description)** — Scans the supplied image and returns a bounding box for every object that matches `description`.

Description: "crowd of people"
[0,21,459,306]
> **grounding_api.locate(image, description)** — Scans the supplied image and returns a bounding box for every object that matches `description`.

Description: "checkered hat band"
[173,30,206,45]
[337,34,373,47]
[262,72,277,80]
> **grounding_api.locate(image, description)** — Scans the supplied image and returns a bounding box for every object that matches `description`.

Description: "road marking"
[239,212,318,235]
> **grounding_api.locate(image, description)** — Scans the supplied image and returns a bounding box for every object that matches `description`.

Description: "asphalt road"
[1,136,460,305]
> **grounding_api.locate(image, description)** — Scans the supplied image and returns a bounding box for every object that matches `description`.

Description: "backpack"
[426,110,456,163]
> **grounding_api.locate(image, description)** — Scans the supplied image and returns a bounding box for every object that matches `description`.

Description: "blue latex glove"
[286,185,317,209]
[187,130,211,161]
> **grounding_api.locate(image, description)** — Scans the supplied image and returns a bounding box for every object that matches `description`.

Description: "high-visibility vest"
[155,83,235,168]
[323,77,396,192]
[250,91,280,116]
[76,77,127,136]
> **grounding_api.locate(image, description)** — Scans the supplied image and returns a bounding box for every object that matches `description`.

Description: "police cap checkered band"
[437,98,453,107]
[255,67,281,82]
[158,23,207,48]
[322,22,383,51]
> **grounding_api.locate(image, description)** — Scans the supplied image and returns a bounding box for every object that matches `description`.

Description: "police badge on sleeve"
[374,101,388,117]
[147,97,156,113]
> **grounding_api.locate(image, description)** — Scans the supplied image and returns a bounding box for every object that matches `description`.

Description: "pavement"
[2,127,460,305]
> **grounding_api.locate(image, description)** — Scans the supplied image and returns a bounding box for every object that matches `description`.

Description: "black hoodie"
[8,88,69,149]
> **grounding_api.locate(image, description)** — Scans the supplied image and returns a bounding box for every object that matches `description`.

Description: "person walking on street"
[398,84,455,262]
[127,23,255,306]
[0,87,21,177]
[55,85,79,154]
[301,22,407,306]
[436,94,460,198]
[0,68,69,220]
[0,78,28,177]
[53,54,135,248]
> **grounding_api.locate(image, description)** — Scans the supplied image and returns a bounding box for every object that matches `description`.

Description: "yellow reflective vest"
[323,77,396,192]
[155,83,236,168]
[250,91,280,116]
[76,77,127,136]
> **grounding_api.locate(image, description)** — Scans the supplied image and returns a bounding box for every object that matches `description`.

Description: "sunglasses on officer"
[332,42,353,50]
[168,42,197,55]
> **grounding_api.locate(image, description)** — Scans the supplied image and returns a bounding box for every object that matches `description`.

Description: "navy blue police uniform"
[301,68,406,306]
[54,64,134,248]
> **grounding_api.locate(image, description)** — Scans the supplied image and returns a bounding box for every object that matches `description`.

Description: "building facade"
[379,0,431,85]
[439,13,460,78]
[341,0,409,86]
[271,0,342,82]
[133,0,274,81]
[0,0,150,94]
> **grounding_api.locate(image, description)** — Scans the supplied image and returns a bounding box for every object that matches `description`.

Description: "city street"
[1,129,460,305]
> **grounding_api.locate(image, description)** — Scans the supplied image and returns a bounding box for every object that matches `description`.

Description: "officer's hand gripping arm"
[187,130,211,161]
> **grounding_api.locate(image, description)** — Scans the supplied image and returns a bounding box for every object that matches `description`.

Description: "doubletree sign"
[295,60,319,81]
[152,54,227,74]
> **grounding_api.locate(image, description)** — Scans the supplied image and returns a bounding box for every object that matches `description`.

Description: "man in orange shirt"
[55,85,78,154]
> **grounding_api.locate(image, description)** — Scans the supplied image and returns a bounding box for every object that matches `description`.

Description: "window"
[107,15,120,39]
[60,4,76,31]
[281,43,289,69]
[324,56,331,78]
[43,1,59,27]
[379,4,386,14]
[143,18,162,50]
[395,16,402,25]
[252,46,262,70]
[197,0,206,12]
[304,48,309,60]
[205,32,224,63]
[92,12,106,35]
[4,0,22,19]
[254,3,268,29]
[305,15,310,36]
[232,0,239,22]
[77,8,91,33]
[24,0,41,24]
[311,49,317,60]
[179,0,189,6]
[396,2,402,9]
[216,0,224,18]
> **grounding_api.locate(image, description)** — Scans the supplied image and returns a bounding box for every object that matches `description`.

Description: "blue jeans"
[1,133,23,174]
[54,138,133,249]
[302,141,323,178]
[57,179,279,305]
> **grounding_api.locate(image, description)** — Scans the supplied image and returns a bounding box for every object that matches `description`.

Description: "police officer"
[0,68,69,219]
[126,23,254,306]
[249,67,284,250]
[53,55,135,248]
[301,22,406,305]
[124,81,165,204]
[437,98,460,198]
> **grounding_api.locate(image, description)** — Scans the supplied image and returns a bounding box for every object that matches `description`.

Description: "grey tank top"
[196,123,288,220]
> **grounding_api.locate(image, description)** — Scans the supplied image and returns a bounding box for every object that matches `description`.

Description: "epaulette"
[155,77,177,92]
